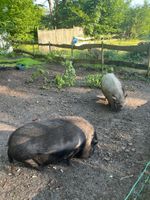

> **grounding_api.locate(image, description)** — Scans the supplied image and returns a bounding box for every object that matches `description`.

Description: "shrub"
[85,74,102,88]
[55,60,76,88]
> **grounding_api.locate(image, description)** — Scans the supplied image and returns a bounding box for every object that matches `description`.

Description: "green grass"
[0,54,42,69]
[104,39,142,46]
[16,44,39,53]
[16,57,41,68]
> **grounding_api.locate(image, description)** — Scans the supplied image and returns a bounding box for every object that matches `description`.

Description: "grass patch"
[16,57,41,68]
[16,44,39,53]
[0,55,42,70]
[100,39,142,46]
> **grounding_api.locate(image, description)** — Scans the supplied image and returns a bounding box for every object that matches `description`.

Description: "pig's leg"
[24,159,42,170]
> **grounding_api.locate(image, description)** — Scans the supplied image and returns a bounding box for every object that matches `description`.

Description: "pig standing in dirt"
[7,116,97,170]
[101,73,126,111]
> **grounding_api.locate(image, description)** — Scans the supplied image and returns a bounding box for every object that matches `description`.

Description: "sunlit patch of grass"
[16,57,41,68]
[17,44,39,53]
[104,39,142,46]
[0,55,42,69]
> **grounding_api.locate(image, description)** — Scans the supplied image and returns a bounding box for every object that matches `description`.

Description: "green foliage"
[105,50,125,61]
[104,49,147,63]
[55,60,76,89]
[31,68,44,80]
[27,65,50,89]
[55,74,66,89]
[85,65,114,88]
[49,0,130,37]
[16,58,41,68]
[83,0,129,36]
[44,1,150,39]
[51,0,85,28]
[124,51,147,63]
[0,0,44,41]
[46,50,66,63]
[121,2,150,38]
[85,73,102,88]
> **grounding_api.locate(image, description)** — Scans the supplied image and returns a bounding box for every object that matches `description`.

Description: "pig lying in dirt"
[101,73,126,111]
[7,116,97,170]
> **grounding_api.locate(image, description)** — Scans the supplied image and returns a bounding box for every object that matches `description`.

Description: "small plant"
[105,50,124,61]
[31,68,46,80]
[46,50,65,63]
[27,67,50,88]
[55,74,65,88]
[55,60,76,88]
[85,73,103,88]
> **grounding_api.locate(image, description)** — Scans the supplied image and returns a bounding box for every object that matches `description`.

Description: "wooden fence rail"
[12,41,150,74]
[12,40,150,52]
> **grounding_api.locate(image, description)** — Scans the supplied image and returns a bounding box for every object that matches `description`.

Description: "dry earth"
[0,65,150,200]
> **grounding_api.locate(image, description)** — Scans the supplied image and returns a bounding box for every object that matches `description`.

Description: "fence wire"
[124,161,150,200]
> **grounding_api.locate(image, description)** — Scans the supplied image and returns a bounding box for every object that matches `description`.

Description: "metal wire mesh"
[124,161,150,200]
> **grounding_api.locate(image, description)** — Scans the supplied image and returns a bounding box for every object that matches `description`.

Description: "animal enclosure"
[0,63,149,200]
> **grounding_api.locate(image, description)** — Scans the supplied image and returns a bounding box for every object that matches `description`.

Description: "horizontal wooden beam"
[72,58,147,70]
[12,41,150,52]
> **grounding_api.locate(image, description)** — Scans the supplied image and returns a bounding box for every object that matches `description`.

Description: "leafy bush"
[55,60,76,88]
[47,50,64,62]
[104,50,124,61]
[85,74,102,88]
[124,51,147,63]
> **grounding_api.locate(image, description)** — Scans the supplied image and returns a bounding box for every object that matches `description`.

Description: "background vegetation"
[44,0,150,39]
[0,0,150,41]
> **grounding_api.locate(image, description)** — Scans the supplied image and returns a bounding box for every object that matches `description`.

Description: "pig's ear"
[112,95,116,100]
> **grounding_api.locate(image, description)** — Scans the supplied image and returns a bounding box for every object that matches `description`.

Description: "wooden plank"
[147,45,150,76]
[101,41,104,72]
[12,41,149,52]
[71,58,147,70]
[38,42,149,52]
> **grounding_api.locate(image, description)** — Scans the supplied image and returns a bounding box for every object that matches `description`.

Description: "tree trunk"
[47,0,52,16]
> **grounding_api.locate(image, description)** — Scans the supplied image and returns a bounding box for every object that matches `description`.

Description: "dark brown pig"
[7,116,97,170]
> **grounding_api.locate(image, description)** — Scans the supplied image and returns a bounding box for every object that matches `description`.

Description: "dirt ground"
[0,64,150,200]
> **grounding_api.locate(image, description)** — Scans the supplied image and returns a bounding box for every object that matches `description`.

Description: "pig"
[7,116,97,170]
[101,73,126,111]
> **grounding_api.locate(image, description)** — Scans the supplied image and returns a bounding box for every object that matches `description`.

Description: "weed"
[85,74,102,88]
[55,60,76,89]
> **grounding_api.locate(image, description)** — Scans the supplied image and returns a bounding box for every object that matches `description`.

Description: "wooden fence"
[37,27,84,52]
[13,40,150,75]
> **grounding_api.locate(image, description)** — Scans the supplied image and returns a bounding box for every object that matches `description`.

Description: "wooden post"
[48,42,51,52]
[71,46,74,58]
[101,41,104,73]
[32,40,35,55]
[38,43,39,52]
[147,44,150,77]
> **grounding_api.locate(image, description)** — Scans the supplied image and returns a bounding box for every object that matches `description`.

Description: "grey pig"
[101,73,127,111]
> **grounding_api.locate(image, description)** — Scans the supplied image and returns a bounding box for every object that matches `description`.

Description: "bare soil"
[0,64,150,200]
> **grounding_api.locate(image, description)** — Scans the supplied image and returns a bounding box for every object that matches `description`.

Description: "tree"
[0,0,44,41]
[121,1,150,38]
[49,0,130,37]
